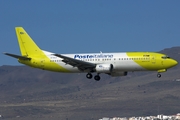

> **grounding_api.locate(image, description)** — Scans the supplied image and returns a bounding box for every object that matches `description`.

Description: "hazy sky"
[0,1,180,66]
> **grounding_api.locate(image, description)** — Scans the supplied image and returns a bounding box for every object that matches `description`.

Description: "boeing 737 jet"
[4,27,178,81]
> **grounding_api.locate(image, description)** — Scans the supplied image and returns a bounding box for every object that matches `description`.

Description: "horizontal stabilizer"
[3,53,31,60]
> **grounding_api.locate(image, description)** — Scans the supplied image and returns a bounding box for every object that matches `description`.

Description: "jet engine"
[95,64,113,73]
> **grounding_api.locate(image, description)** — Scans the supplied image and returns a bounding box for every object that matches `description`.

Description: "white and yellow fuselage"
[4,27,178,81]
[19,51,177,73]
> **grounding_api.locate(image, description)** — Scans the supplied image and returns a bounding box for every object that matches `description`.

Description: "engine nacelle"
[109,72,128,77]
[95,64,113,73]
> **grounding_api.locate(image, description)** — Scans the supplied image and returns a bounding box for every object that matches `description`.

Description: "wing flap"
[53,54,96,71]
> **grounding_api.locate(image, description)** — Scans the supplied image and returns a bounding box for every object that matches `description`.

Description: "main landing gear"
[86,73,93,79]
[94,74,100,81]
[86,73,101,81]
[157,73,161,78]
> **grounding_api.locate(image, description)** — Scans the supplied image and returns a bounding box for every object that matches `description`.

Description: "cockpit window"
[162,55,170,59]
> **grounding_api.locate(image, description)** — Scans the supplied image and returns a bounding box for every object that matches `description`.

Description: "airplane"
[4,27,178,81]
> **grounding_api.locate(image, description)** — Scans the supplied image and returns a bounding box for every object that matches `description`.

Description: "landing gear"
[86,73,101,81]
[86,73,93,79]
[94,75,100,81]
[157,73,161,78]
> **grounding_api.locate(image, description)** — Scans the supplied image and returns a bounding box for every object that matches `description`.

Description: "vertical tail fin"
[15,27,44,57]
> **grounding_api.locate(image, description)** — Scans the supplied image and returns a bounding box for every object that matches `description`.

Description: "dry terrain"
[0,47,180,120]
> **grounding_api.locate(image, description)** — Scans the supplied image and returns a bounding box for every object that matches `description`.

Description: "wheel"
[157,73,161,78]
[94,75,100,81]
[86,73,93,79]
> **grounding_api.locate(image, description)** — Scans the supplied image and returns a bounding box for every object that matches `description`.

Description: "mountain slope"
[0,46,180,120]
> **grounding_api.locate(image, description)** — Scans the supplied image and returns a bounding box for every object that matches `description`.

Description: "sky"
[0,0,180,66]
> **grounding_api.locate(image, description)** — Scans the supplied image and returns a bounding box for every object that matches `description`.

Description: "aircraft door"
[161,59,164,66]
[151,55,156,64]
[40,59,45,69]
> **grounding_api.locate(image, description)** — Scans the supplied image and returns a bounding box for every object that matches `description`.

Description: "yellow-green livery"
[4,27,178,81]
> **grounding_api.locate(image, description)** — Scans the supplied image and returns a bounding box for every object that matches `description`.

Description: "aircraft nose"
[171,59,178,67]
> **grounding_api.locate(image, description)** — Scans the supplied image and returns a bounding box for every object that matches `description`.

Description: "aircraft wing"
[4,53,31,60]
[53,54,96,71]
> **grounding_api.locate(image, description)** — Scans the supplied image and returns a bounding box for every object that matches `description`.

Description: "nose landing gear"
[157,73,161,78]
